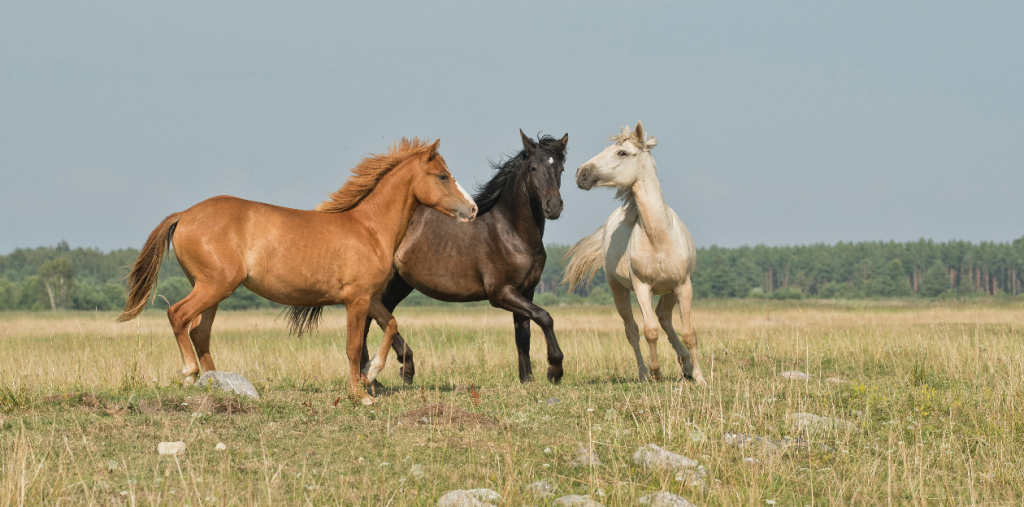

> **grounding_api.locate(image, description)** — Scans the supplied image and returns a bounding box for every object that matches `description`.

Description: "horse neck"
[496,167,545,248]
[626,156,672,244]
[346,161,421,254]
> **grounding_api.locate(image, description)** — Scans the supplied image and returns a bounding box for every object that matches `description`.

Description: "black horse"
[361,130,567,384]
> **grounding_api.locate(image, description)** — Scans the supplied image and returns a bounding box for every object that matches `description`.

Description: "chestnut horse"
[117,139,477,403]
[361,130,567,384]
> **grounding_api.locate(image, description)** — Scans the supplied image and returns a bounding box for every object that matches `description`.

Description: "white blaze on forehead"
[455,180,475,206]
[548,157,554,164]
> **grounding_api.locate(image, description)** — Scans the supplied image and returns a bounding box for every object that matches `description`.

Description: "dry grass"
[1,299,1023,505]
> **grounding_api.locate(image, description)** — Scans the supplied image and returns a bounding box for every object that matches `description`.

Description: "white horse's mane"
[608,126,658,152]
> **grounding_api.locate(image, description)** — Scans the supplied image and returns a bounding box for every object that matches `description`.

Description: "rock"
[547,397,561,405]
[197,371,260,399]
[570,445,602,467]
[553,495,604,507]
[639,491,699,507]
[214,442,227,451]
[825,377,848,384]
[743,457,760,465]
[779,371,810,380]
[437,489,501,507]
[633,444,699,472]
[410,464,425,480]
[724,432,832,453]
[787,412,857,437]
[158,442,187,455]
[527,480,557,498]
[107,460,119,472]
[674,466,708,490]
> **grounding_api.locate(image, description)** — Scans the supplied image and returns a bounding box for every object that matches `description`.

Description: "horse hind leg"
[655,293,694,381]
[633,283,663,381]
[609,278,648,381]
[189,303,220,374]
[168,283,233,385]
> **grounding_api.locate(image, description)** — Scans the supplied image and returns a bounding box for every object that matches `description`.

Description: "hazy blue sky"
[1,2,1022,253]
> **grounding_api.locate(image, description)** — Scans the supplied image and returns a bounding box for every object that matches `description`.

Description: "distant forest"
[1,237,1023,311]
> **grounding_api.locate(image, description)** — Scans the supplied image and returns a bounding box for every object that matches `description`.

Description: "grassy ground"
[1,299,1023,506]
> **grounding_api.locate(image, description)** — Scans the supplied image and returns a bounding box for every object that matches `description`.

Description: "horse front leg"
[675,277,706,385]
[513,313,534,383]
[345,297,373,405]
[491,286,564,384]
[609,278,647,381]
[363,298,399,385]
[361,275,417,384]
[632,282,663,381]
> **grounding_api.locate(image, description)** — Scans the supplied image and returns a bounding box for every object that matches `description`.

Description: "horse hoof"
[400,365,415,385]
[546,368,562,385]
[182,375,197,386]
[360,396,374,406]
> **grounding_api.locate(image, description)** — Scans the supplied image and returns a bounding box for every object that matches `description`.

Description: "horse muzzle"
[576,164,598,190]
[453,203,478,223]
[543,196,563,220]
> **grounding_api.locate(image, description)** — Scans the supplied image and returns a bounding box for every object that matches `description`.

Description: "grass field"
[1,299,1023,506]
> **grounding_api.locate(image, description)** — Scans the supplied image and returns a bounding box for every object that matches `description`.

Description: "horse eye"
[438,174,449,181]
[618,150,627,157]
[531,166,537,172]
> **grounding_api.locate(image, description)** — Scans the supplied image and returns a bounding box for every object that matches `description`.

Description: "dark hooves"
[519,374,535,384]
[399,365,415,385]
[547,365,564,384]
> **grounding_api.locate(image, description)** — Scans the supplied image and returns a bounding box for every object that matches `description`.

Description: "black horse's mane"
[472,135,564,216]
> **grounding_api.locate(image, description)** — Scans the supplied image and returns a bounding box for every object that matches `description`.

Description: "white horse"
[564,122,705,384]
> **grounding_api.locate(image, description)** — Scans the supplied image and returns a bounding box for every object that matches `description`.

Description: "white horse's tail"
[563,226,605,292]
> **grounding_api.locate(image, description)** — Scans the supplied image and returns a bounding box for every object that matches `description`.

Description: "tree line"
[2,237,1022,311]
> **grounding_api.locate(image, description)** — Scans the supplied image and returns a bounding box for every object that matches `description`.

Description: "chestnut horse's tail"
[563,225,605,292]
[117,212,183,322]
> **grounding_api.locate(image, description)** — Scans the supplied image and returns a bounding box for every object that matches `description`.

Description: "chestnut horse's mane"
[316,137,435,213]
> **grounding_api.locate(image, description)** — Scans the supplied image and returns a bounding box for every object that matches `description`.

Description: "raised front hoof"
[399,364,415,385]
[546,365,563,384]
[682,373,708,386]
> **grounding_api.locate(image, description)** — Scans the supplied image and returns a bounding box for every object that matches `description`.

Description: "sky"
[1,1,1022,254]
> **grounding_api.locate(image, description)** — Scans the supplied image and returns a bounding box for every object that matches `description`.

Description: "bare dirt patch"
[400,403,500,428]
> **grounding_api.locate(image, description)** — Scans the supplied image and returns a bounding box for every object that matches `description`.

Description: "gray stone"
[197,371,260,399]
[787,412,857,437]
[553,495,604,507]
[633,444,699,472]
[779,370,810,380]
[639,491,699,507]
[675,466,709,490]
[437,489,501,507]
[742,457,760,465]
[724,432,832,454]
[570,445,602,467]
[526,480,557,498]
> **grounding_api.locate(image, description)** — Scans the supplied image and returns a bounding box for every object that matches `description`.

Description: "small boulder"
[157,442,187,455]
[570,445,602,467]
[633,444,699,472]
[197,371,260,399]
[639,491,699,507]
[553,495,604,507]
[214,442,227,451]
[742,457,760,465]
[527,480,557,498]
[779,371,810,380]
[437,489,501,507]
[787,412,857,437]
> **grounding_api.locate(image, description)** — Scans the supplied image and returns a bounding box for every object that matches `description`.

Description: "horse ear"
[427,139,440,161]
[558,133,569,152]
[634,121,645,142]
[519,129,537,152]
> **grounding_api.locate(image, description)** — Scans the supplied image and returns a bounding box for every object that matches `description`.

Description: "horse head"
[413,139,477,222]
[575,121,657,192]
[519,129,568,219]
